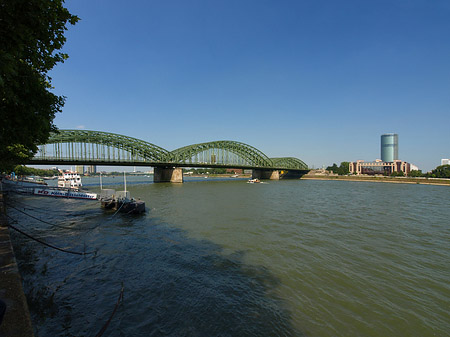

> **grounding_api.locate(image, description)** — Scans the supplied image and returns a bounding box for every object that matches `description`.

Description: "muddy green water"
[7,177,450,336]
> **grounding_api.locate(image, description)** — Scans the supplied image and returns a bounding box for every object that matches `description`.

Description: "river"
[6,176,450,336]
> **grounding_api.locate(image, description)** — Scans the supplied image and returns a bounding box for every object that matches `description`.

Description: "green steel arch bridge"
[30,130,309,182]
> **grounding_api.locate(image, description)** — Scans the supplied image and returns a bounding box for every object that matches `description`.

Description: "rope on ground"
[94,283,124,337]
[5,217,93,256]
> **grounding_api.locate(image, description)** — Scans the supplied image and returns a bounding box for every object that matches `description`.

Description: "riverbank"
[301,174,450,186]
[0,186,34,336]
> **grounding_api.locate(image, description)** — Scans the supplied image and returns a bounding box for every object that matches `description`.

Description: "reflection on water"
[6,176,450,336]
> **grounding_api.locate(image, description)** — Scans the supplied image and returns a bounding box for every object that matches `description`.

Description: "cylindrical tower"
[381,133,398,162]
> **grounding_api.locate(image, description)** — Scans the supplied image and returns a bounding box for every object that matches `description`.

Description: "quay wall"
[0,185,34,337]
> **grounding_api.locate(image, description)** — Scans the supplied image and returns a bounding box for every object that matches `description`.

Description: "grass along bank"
[301,172,450,186]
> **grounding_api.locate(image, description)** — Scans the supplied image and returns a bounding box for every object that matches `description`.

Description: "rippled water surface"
[7,177,450,336]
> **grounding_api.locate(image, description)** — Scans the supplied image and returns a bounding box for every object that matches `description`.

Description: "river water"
[6,176,450,336]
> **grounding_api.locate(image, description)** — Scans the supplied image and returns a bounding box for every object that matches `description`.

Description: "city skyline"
[47,1,450,171]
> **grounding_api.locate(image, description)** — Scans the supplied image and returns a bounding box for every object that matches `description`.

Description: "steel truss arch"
[169,141,273,168]
[43,129,170,162]
[34,130,309,170]
[270,157,309,170]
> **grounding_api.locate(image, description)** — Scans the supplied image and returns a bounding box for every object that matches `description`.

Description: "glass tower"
[381,133,398,162]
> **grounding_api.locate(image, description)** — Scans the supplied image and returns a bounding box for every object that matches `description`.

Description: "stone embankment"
[0,184,34,337]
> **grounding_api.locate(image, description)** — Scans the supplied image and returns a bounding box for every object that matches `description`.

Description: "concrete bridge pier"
[279,170,308,179]
[154,167,184,183]
[252,169,308,180]
[252,169,280,180]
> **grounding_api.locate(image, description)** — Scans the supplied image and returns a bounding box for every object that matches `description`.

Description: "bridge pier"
[279,170,308,179]
[154,167,184,183]
[252,169,280,180]
[252,169,308,180]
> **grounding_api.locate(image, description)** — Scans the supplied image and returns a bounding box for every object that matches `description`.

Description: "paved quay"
[0,185,34,337]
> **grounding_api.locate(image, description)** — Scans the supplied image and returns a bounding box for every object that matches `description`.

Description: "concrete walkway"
[0,189,34,337]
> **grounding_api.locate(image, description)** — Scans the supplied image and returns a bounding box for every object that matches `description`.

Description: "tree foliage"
[0,0,79,172]
[326,162,350,175]
[13,165,59,177]
[408,169,423,177]
[426,165,450,178]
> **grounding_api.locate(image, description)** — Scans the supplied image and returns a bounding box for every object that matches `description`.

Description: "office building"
[349,133,415,176]
[349,159,411,176]
[381,133,398,162]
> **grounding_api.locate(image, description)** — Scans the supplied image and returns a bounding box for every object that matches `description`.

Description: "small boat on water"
[99,173,145,214]
[247,178,261,183]
[100,191,145,214]
[42,176,58,180]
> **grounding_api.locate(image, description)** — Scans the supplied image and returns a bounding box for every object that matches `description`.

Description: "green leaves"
[0,0,78,172]
[428,165,450,178]
[326,162,349,175]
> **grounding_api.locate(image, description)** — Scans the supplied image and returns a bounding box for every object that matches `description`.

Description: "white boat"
[33,188,97,200]
[42,176,58,180]
[58,171,82,189]
[247,178,261,183]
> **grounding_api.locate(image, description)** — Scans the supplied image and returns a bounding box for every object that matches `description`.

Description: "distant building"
[410,164,419,171]
[381,133,398,162]
[441,159,450,166]
[226,168,243,174]
[86,165,96,174]
[349,133,416,176]
[75,165,84,174]
[349,159,411,176]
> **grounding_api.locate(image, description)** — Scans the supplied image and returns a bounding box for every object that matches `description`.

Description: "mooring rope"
[111,200,125,218]
[5,216,93,256]
[7,204,79,230]
[6,197,96,216]
[6,204,101,231]
[94,283,124,337]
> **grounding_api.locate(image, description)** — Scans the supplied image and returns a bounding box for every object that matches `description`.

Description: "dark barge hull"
[101,199,145,214]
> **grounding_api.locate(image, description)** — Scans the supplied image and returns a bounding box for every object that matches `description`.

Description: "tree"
[13,165,59,177]
[338,161,350,175]
[427,165,450,178]
[326,163,339,174]
[408,169,423,177]
[0,0,79,172]
[326,162,349,175]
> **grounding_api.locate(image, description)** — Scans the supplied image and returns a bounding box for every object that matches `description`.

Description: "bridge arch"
[33,130,309,171]
[169,141,273,168]
[270,157,309,170]
[38,129,170,162]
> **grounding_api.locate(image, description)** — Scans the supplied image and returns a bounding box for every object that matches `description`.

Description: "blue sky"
[49,0,450,171]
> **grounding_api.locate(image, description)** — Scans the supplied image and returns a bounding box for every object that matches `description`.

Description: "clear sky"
[49,0,450,172]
